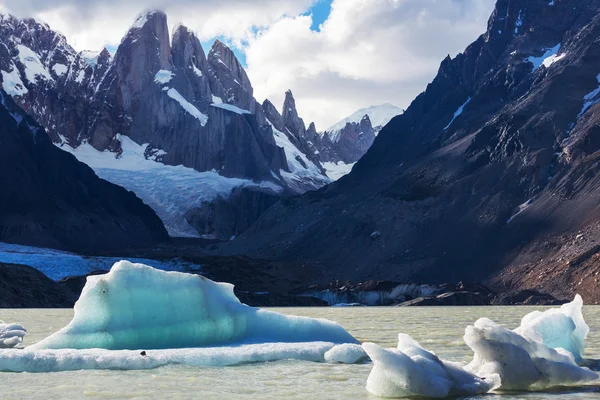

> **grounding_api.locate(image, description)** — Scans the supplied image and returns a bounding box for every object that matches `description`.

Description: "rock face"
[0,91,168,250]
[225,0,600,303]
[0,263,76,307]
[0,11,337,240]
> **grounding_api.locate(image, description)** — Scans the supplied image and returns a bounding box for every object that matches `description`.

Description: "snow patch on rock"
[166,88,208,126]
[154,70,174,85]
[1,67,28,96]
[444,97,471,130]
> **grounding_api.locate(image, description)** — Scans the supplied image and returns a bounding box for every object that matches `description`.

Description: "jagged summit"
[0,10,336,240]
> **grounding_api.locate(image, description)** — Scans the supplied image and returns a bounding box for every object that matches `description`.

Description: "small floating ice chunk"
[515,294,588,363]
[363,333,494,398]
[324,344,367,364]
[464,317,598,391]
[30,261,357,351]
[0,321,26,348]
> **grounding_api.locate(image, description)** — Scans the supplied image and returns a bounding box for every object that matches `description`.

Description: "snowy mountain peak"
[130,10,166,31]
[325,103,403,141]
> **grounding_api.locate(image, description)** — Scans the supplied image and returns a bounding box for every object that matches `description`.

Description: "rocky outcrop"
[0,263,76,307]
[225,0,600,303]
[0,90,169,250]
[184,187,284,240]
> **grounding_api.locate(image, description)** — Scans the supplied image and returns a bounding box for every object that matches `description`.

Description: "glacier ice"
[30,261,357,351]
[0,342,349,373]
[362,334,494,398]
[515,294,588,363]
[465,318,598,391]
[0,321,26,349]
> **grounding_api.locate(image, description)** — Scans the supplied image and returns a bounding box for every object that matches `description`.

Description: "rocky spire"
[262,99,285,132]
[113,10,172,97]
[208,39,253,95]
[282,90,306,138]
[172,24,208,73]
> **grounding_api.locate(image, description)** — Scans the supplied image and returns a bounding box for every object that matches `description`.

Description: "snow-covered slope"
[325,103,403,140]
[59,135,283,238]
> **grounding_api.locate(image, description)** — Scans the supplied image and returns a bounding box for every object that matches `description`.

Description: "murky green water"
[1,306,599,399]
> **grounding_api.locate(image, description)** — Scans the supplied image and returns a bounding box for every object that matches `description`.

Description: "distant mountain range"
[0,11,399,240]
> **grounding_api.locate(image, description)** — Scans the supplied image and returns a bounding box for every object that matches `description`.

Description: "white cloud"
[3,0,316,50]
[245,0,496,129]
[3,0,496,130]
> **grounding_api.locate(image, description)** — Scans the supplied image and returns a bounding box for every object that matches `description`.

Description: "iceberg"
[0,342,359,373]
[515,294,588,363]
[362,334,495,398]
[364,297,597,397]
[0,322,26,349]
[465,318,598,391]
[30,261,357,350]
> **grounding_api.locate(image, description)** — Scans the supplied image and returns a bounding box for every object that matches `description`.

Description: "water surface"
[1,306,599,399]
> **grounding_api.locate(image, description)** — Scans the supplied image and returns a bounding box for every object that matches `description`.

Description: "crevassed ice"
[30,261,357,351]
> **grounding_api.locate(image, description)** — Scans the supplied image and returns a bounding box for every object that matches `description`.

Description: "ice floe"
[465,317,597,391]
[0,342,356,373]
[363,334,494,398]
[30,261,357,351]
[363,295,598,398]
[0,322,26,349]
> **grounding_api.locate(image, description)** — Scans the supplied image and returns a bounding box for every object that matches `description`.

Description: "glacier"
[0,241,201,281]
[0,322,26,349]
[30,261,357,351]
[59,135,283,237]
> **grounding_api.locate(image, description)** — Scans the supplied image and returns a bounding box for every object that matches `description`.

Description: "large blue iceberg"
[30,261,357,351]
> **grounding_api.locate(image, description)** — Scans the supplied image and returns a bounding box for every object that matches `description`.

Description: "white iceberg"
[30,261,357,351]
[515,294,588,363]
[0,321,26,349]
[362,334,495,398]
[465,318,598,391]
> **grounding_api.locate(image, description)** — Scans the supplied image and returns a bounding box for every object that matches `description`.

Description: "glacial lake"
[1,306,600,399]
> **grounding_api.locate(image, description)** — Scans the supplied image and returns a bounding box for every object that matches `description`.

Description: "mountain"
[224,0,600,303]
[314,104,403,180]
[325,103,403,136]
[0,90,168,251]
[0,11,332,240]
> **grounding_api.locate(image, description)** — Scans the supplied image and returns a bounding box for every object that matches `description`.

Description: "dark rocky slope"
[0,91,168,250]
[224,0,600,303]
